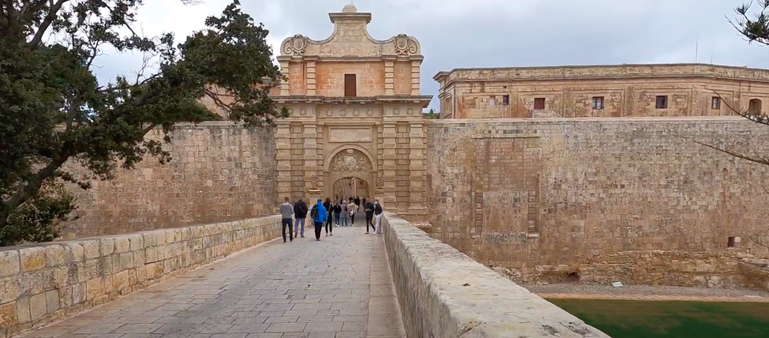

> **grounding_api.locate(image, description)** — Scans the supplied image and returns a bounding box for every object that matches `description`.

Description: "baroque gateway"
[272,4,431,222]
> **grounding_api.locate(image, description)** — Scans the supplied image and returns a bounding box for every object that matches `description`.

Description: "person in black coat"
[293,198,308,238]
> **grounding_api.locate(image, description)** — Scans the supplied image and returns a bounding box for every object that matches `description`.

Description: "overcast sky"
[93,0,769,109]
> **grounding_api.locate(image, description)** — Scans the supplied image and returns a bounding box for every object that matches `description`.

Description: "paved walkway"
[19,226,405,338]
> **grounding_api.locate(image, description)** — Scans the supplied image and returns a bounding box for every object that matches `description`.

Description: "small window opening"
[534,98,546,110]
[592,97,604,110]
[344,74,357,97]
[655,95,668,109]
[502,95,510,105]
[711,97,721,110]
[728,236,736,248]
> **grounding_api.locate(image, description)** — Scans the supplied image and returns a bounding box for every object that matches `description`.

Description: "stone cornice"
[273,95,433,107]
[434,63,769,86]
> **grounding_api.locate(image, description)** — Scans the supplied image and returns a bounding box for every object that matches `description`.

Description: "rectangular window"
[655,95,668,109]
[533,98,545,110]
[728,236,736,248]
[502,95,510,105]
[592,97,604,110]
[344,74,357,97]
[711,97,721,110]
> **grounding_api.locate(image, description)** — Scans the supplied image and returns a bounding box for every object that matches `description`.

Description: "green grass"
[547,299,769,338]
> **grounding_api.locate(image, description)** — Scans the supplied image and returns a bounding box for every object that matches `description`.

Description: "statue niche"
[329,149,373,173]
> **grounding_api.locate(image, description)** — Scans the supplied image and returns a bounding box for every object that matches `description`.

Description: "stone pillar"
[279,60,290,96]
[274,122,292,203]
[306,57,317,96]
[381,121,398,206]
[410,58,421,96]
[408,121,426,215]
[303,121,319,198]
[384,57,395,96]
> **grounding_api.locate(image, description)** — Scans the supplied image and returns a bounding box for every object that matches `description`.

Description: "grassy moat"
[548,299,769,338]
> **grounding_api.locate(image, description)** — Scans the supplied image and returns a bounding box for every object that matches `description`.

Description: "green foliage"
[733,1,769,45]
[0,0,285,245]
[425,108,439,119]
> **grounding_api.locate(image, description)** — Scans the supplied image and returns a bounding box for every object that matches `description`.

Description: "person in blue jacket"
[310,199,328,241]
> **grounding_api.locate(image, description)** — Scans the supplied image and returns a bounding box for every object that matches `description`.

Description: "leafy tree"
[0,0,286,245]
[424,108,439,119]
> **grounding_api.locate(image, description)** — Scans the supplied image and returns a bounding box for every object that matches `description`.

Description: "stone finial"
[342,4,357,13]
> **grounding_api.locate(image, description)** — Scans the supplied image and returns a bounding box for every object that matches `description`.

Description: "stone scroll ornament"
[394,34,418,56]
[376,172,383,188]
[283,34,307,56]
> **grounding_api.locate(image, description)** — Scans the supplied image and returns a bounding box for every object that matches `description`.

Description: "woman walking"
[340,200,350,227]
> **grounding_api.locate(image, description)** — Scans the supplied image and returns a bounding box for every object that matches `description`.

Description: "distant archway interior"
[332,177,369,202]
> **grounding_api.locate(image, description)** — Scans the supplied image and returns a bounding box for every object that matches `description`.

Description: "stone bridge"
[0,214,609,338]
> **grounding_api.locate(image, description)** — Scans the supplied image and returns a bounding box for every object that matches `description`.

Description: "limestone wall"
[62,122,276,238]
[381,212,610,338]
[426,117,769,286]
[435,64,769,119]
[0,215,281,337]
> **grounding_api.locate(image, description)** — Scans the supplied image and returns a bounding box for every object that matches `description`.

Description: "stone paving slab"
[16,226,405,338]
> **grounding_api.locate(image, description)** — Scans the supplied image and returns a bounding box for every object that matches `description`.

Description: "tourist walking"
[323,198,332,226]
[349,200,358,225]
[332,201,342,227]
[280,197,294,243]
[364,199,375,234]
[311,199,327,241]
[340,200,350,226]
[373,199,384,235]
[293,197,308,238]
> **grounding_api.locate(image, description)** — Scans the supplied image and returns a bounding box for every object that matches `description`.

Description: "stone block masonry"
[426,117,769,287]
[0,215,281,337]
[62,122,277,238]
[381,212,611,337]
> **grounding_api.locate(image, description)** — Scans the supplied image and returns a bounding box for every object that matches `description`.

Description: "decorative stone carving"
[366,109,373,116]
[340,109,347,116]
[394,34,418,56]
[310,175,320,190]
[353,109,360,116]
[407,108,414,115]
[300,109,307,116]
[282,34,307,56]
[376,172,383,188]
[329,149,373,172]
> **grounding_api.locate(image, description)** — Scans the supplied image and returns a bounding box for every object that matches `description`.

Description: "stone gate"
[272,4,431,221]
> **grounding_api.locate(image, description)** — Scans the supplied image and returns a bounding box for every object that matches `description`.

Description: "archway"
[324,147,376,200]
[332,177,370,201]
[749,98,762,115]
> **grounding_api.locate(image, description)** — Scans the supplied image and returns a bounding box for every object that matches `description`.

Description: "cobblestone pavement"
[19,226,405,338]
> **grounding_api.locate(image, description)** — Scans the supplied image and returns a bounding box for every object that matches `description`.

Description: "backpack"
[310,205,318,219]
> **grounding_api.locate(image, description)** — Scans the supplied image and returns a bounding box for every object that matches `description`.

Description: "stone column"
[274,122,292,203]
[279,60,290,96]
[381,121,398,206]
[410,58,421,96]
[302,120,319,198]
[306,57,317,96]
[408,121,426,216]
[384,57,395,96]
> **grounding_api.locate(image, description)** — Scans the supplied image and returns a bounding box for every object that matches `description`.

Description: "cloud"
[91,0,769,109]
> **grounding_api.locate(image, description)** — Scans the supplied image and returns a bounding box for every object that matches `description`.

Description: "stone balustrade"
[381,212,612,338]
[0,215,281,337]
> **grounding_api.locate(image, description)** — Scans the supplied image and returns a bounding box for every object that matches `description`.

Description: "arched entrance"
[333,177,370,201]
[324,147,375,200]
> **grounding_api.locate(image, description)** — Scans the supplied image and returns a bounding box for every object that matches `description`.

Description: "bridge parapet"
[0,215,281,337]
[381,212,611,338]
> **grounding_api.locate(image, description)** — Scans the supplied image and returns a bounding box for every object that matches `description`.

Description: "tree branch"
[27,0,67,48]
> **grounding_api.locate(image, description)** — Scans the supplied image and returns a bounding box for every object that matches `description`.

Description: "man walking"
[293,197,308,238]
[311,199,328,241]
[280,197,294,243]
[373,199,384,235]
[349,200,358,225]
[364,199,375,234]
